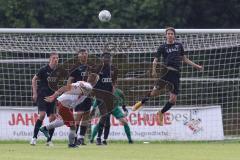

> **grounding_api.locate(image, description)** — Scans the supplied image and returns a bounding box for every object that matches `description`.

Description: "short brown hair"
[49,52,58,58]
[165,27,176,35]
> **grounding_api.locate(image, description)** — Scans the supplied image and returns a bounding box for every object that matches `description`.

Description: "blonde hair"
[87,73,99,85]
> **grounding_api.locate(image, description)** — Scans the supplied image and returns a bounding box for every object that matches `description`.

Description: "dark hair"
[49,52,58,58]
[78,48,88,54]
[101,52,112,57]
[165,27,176,35]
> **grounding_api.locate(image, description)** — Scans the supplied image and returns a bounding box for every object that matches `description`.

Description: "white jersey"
[57,81,92,108]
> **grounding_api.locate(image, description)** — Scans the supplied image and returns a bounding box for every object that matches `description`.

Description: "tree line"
[0,0,239,29]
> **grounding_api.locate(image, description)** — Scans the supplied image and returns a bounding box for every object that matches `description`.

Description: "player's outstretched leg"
[132,92,151,111]
[132,88,158,112]
[132,86,161,111]
[39,126,50,139]
[40,118,64,139]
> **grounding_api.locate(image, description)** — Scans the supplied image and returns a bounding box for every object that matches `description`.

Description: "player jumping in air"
[44,73,99,148]
[132,27,203,125]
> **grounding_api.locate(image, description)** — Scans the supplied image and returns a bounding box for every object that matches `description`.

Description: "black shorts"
[158,70,180,95]
[75,97,92,112]
[37,96,56,117]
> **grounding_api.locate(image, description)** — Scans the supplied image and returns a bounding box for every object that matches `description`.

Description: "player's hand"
[32,93,37,102]
[44,95,55,103]
[196,65,203,71]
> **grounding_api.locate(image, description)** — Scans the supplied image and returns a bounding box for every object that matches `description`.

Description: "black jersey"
[155,42,184,71]
[36,65,54,96]
[70,64,88,82]
[94,64,117,92]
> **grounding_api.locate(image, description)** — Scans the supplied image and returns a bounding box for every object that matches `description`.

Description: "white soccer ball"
[98,10,111,22]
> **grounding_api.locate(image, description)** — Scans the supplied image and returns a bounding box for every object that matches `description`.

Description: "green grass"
[0,141,240,160]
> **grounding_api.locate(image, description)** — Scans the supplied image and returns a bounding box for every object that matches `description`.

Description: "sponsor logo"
[47,76,57,82]
[8,113,39,126]
[184,118,203,134]
[102,78,112,83]
[183,109,203,134]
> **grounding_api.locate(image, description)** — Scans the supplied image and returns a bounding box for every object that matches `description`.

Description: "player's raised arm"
[182,55,203,70]
[44,84,72,102]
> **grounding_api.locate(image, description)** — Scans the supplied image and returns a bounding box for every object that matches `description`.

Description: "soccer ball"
[98,10,111,22]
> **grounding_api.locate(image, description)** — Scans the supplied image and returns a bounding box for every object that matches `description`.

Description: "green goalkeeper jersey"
[92,87,125,109]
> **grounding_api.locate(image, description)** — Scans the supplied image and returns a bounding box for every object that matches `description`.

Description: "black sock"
[47,128,55,142]
[141,92,151,104]
[97,123,104,138]
[33,119,43,138]
[103,125,110,140]
[79,125,87,137]
[161,102,174,113]
[75,125,80,134]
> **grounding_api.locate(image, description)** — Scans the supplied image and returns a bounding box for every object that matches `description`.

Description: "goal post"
[0,29,239,139]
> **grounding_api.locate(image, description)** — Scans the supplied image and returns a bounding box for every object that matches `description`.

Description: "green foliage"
[0,0,239,28]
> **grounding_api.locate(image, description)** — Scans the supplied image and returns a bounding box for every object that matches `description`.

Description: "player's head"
[49,52,59,66]
[78,48,88,63]
[165,27,176,44]
[87,73,99,86]
[101,52,112,65]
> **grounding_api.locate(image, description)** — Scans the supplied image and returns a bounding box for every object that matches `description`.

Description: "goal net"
[0,29,239,139]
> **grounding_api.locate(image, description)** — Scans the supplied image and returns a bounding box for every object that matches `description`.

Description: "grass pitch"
[0,141,239,160]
